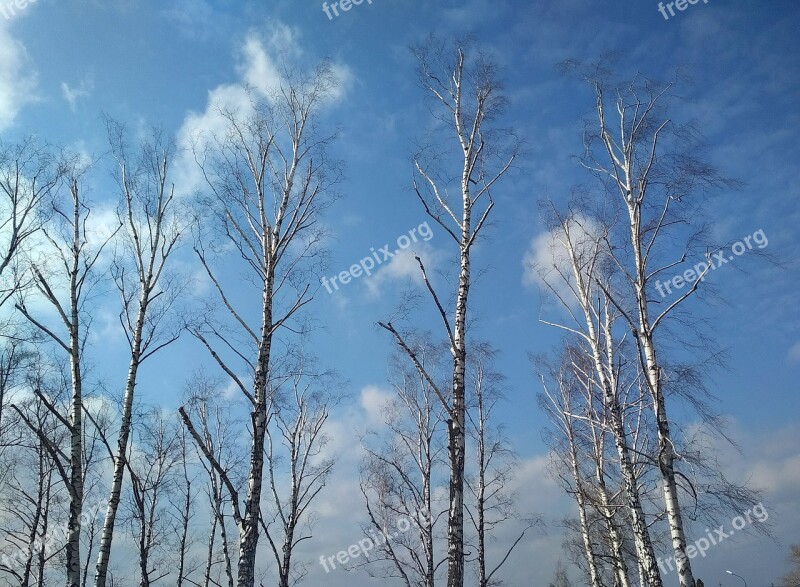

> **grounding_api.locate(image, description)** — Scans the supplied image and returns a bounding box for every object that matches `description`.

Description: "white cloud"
[364,243,441,298]
[522,214,606,315]
[359,384,392,426]
[0,22,37,131]
[238,35,285,98]
[61,77,94,111]
[173,23,351,198]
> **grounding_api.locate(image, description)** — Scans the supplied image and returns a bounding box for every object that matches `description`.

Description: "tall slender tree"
[575,70,738,587]
[179,61,341,587]
[380,36,518,587]
[94,121,184,587]
[360,340,449,587]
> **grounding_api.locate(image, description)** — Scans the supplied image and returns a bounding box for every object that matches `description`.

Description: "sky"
[1,0,799,585]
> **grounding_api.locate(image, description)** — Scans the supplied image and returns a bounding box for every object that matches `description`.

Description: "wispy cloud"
[173,22,352,197]
[0,21,37,131]
[61,77,94,111]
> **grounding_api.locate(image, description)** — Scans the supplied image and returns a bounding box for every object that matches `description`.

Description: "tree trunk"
[629,201,695,587]
[568,429,602,587]
[595,462,631,587]
[95,295,148,587]
[641,328,694,587]
[66,264,85,587]
[447,202,470,587]
[237,281,274,587]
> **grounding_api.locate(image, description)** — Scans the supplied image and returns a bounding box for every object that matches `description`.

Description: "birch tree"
[380,36,518,587]
[171,425,199,587]
[574,69,740,587]
[359,340,449,587]
[535,205,662,586]
[0,137,60,313]
[0,138,60,486]
[182,372,243,587]
[539,344,641,587]
[466,344,534,587]
[179,61,341,587]
[263,356,337,587]
[93,121,184,587]
[13,163,118,587]
[0,365,66,587]
[538,350,602,587]
[123,406,183,587]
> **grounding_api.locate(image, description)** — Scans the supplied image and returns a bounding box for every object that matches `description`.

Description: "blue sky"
[1,0,799,584]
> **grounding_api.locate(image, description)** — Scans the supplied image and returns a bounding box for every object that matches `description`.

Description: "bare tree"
[0,137,60,312]
[171,425,199,587]
[0,366,67,587]
[94,120,185,587]
[538,350,603,587]
[541,341,646,587]
[262,354,337,587]
[182,372,243,587]
[573,67,743,587]
[380,35,518,587]
[535,205,662,586]
[179,60,341,587]
[466,344,535,587]
[123,406,183,587]
[359,339,449,587]
[549,561,574,587]
[13,161,119,587]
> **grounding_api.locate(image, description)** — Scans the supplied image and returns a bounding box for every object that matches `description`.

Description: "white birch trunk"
[628,203,695,587]
[65,188,85,587]
[94,298,146,587]
[559,222,663,587]
[567,427,602,587]
[95,146,180,587]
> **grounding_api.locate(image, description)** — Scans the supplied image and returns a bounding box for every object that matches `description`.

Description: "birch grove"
[583,75,700,587]
[0,24,780,587]
[531,65,768,586]
[536,205,663,586]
